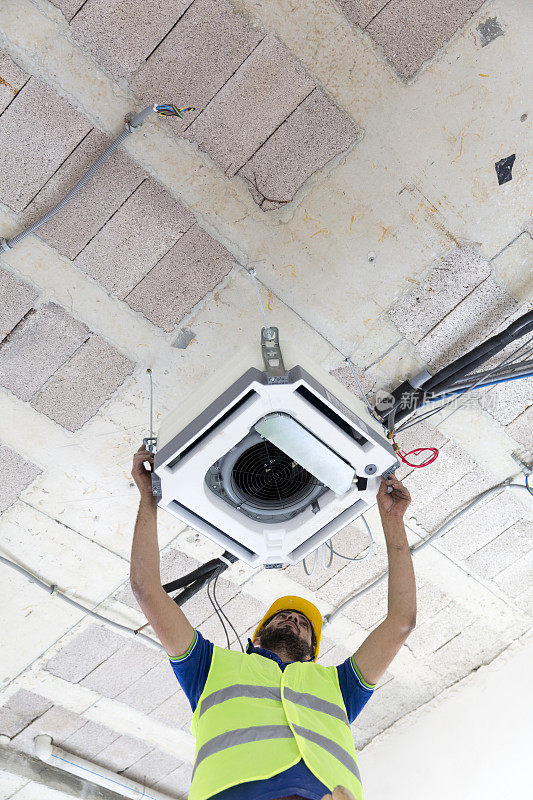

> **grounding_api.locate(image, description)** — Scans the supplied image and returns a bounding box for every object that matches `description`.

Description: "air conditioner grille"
[232,441,319,510]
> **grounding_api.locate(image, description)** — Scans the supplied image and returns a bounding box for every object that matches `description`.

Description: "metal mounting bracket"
[261,327,290,384]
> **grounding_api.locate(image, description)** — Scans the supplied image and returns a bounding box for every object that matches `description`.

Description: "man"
[130,444,416,800]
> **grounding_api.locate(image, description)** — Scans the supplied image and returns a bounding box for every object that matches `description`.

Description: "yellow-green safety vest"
[188,644,364,800]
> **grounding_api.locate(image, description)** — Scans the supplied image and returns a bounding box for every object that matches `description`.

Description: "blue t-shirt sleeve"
[168,629,214,713]
[336,655,375,724]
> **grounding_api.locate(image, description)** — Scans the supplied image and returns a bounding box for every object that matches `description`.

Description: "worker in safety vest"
[131,444,416,800]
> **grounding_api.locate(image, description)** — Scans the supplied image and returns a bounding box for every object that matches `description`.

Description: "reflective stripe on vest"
[191,720,361,785]
[188,646,364,800]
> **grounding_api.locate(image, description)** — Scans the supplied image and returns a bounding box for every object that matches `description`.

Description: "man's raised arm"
[350,474,416,687]
[129,444,195,658]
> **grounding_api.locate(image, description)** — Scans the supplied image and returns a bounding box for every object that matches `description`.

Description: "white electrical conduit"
[322,481,531,626]
[34,735,177,800]
[1,482,530,640]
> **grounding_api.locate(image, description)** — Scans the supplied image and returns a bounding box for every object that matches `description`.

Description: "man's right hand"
[131,444,155,497]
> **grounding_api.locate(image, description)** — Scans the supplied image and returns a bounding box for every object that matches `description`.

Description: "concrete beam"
[0,743,131,800]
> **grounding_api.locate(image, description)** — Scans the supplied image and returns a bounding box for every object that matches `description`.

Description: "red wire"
[390,432,439,468]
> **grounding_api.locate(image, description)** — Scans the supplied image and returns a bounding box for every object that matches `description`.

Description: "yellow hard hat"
[251,595,323,662]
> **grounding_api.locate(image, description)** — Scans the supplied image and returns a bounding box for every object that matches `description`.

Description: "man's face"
[255,609,314,662]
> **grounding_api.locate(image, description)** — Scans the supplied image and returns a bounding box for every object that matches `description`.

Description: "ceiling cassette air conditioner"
[153,328,399,568]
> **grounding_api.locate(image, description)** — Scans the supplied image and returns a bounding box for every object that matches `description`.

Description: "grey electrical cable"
[345,357,373,415]
[330,513,374,562]
[1,106,157,253]
[304,513,374,576]
[0,554,163,652]
[1,482,529,651]
[247,268,270,331]
[322,482,530,628]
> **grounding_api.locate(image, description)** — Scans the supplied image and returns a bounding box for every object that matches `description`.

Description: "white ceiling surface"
[0,0,532,798]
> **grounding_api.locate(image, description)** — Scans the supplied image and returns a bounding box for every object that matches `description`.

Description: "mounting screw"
[367,251,376,262]
[364,464,377,475]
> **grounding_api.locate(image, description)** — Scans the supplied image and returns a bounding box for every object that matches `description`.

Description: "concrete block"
[210,590,266,640]
[122,748,185,786]
[184,34,316,177]
[415,581,452,624]
[0,302,90,401]
[49,2,87,23]
[439,490,524,561]
[23,128,145,260]
[342,578,388,631]
[465,519,533,579]
[0,50,28,114]
[73,179,196,298]
[329,361,378,402]
[10,705,85,756]
[366,0,486,81]
[335,1,389,29]
[425,620,513,685]
[153,760,193,797]
[354,677,434,745]
[30,334,135,431]
[70,0,194,80]
[401,440,477,520]
[491,232,533,304]
[406,601,474,657]
[124,224,235,331]
[319,641,354,667]
[238,87,361,208]
[0,445,42,513]
[0,268,39,344]
[116,660,178,715]
[284,518,379,598]
[415,277,519,372]
[317,540,389,611]
[506,407,533,453]
[44,623,123,684]
[80,640,161,698]
[130,0,263,132]
[388,245,490,344]
[148,690,192,730]
[411,463,501,535]
[116,547,202,610]
[483,376,533,427]
[94,734,153,773]
[493,550,533,599]
[0,78,91,212]
[0,690,52,738]
[62,720,119,759]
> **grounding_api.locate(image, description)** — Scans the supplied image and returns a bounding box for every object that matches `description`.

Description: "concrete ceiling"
[0,0,531,798]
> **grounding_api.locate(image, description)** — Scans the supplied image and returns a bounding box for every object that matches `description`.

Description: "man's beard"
[259,623,312,662]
